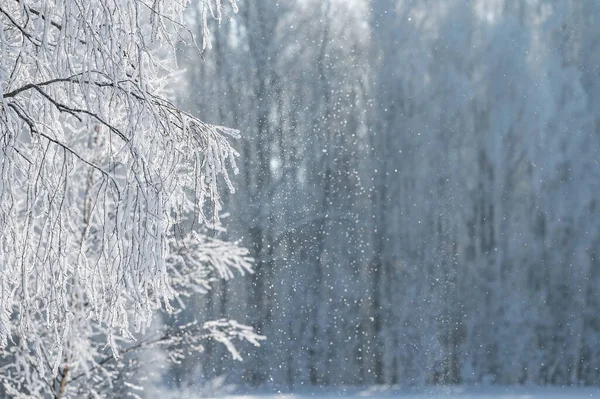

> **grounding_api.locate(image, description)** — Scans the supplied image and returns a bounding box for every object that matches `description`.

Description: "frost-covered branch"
[0,0,251,397]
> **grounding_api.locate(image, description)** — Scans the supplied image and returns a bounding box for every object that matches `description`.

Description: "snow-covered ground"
[164,386,600,399]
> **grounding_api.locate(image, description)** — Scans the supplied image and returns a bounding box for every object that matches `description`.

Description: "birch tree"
[0,1,262,397]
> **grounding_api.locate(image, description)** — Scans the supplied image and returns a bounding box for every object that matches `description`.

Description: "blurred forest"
[174,0,600,389]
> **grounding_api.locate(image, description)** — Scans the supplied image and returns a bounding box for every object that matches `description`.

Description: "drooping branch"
[6,101,122,201]
[0,1,247,397]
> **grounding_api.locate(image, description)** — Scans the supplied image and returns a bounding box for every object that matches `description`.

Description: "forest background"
[172,0,600,390]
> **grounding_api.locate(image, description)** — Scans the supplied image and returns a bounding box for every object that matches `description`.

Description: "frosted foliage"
[0,0,243,391]
[167,232,253,296]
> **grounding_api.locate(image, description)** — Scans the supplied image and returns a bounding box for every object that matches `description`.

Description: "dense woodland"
[173,0,600,389]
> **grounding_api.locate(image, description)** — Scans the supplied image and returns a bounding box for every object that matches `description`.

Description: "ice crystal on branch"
[0,0,255,397]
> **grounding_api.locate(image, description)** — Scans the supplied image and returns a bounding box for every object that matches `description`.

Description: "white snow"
[163,386,600,399]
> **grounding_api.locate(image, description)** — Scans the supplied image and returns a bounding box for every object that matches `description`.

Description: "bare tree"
[0,1,261,397]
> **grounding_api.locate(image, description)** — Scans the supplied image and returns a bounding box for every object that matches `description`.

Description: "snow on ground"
[163,385,600,399]
[218,388,599,399]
